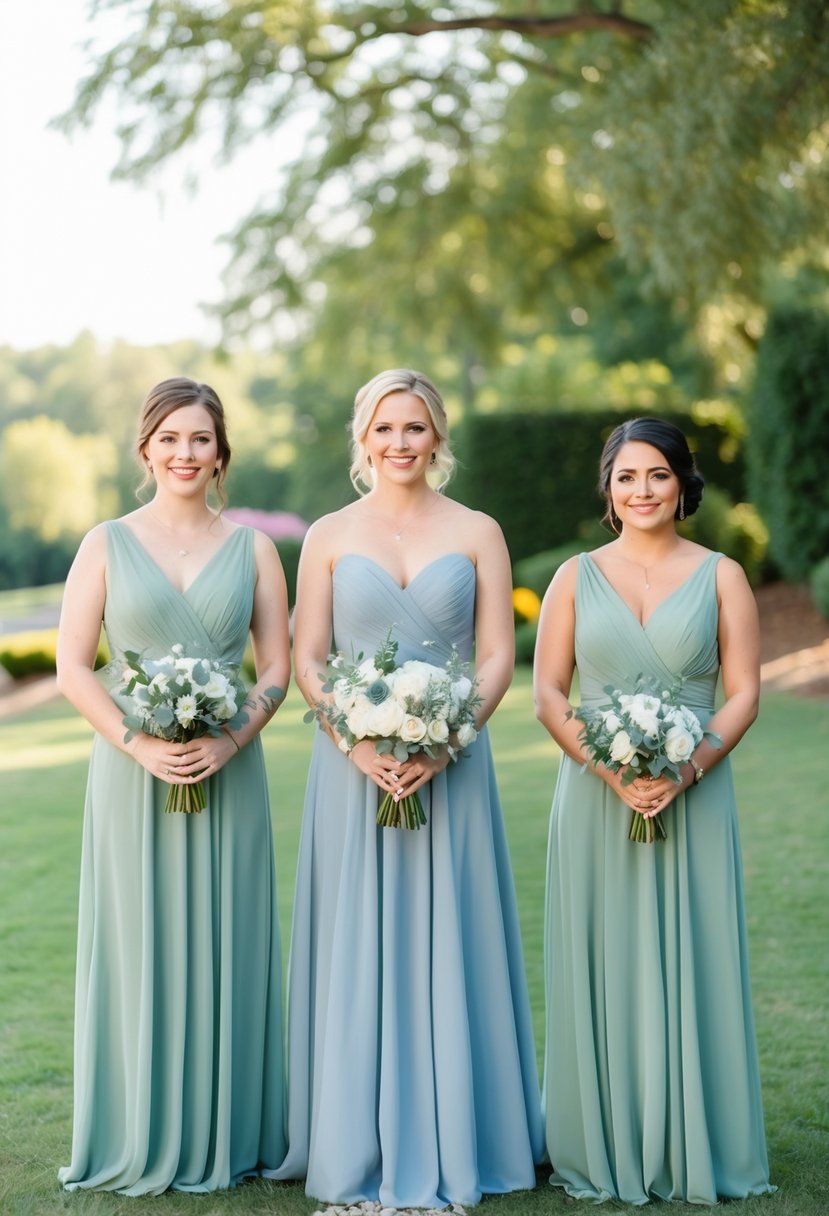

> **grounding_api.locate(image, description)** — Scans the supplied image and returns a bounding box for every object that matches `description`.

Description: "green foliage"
[0,628,108,680]
[453,406,746,563]
[810,556,829,620]
[59,0,829,337]
[513,540,592,600]
[747,307,829,580]
[274,537,302,610]
[680,486,770,586]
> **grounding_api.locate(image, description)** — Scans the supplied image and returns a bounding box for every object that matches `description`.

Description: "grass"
[1,671,827,1215]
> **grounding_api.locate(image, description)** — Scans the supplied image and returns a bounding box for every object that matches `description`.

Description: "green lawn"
[1,671,827,1215]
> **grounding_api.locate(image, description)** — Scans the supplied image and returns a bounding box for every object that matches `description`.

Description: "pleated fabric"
[543,552,773,1204]
[267,553,544,1208]
[59,522,286,1195]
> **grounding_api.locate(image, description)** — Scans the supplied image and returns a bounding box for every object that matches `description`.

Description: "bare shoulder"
[715,553,754,597]
[443,501,506,549]
[251,528,285,569]
[546,552,581,598]
[73,521,111,565]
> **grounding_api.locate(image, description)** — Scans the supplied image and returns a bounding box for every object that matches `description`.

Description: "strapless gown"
[59,521,286,1195]
[544,552,773,1204]
[268,552,544,1208]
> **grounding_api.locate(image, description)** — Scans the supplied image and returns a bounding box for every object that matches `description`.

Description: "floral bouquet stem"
[628,809,667,844]
[377,790,426,830]
[165,779,207,815]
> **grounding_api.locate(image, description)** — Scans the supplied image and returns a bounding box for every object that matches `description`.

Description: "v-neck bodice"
[575,550,721,716]
[104,520,255,667]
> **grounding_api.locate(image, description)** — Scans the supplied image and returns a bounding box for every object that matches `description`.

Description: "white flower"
[450,675,473,702]
[203,671,231,700]
[149,672,170,695]
[664,725,696,763]
[171,643,184,656]
[346,695,374,739]
[399,715,428,744]
[609,729,638,765]
[174,656,197,680]
[602,709,623,733]
[391,661,438,704]
[366,697,406,738]
[620,693,661,736]
[213,697,237,721]
[427,718,449,744]
[456,721,478,749]
[175,695,197,727]
[357,659,382,683]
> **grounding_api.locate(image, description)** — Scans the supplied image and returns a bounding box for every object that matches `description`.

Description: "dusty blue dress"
[269,553,543,1208]
[59,521,286,1195]
[544,552,773,1204]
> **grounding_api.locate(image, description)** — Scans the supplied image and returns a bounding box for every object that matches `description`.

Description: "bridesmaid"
[57,377,290,1193]
[267,368,543,1209]
[534,417,773,1203]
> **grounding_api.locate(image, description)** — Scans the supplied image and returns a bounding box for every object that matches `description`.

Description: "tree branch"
[385,12,654,42]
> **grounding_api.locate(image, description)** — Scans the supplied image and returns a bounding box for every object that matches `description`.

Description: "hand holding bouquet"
[570,676,722,843]
[116,646,280,813]
[307,632,481,829]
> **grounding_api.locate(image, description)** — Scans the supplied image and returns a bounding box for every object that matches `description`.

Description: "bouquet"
[570,676,722,844]
[307,632,481,829]
[116,645,279,814]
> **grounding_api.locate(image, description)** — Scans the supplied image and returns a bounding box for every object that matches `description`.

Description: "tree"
[62,0,828,347]
[1,416,119,541]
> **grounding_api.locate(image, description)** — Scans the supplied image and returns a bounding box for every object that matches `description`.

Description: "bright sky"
[0,1,286,350]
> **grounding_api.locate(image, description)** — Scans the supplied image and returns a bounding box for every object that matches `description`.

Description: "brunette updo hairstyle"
[349,368,455,494]
[136,377,231,505]
[598,417,704,533]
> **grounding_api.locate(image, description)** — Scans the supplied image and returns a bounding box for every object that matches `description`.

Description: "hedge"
[747,307,829,581]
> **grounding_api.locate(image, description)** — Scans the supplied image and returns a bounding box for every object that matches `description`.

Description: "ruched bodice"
[576,551,720,718]
[104,521,254,667]
[332,552,476,663]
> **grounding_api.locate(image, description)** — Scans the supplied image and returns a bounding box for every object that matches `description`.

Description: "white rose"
[622,693,661,736]
[399,715,428,744]
[175,657,197,680]
[366,697,406,738]
[357,659,382,683]
[427,718,449,744]
[390,661,437,704]
[346,696,374,739]
[456,721,478,749]
[450,675,473,702]
[664,725,696,764]
[609,730,637,765]
[213,697,237,721]
[602,709,623,733]
[203,671,231,700]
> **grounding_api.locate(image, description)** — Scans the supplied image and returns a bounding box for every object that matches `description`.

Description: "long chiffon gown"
[268,552,544,1208]
[59,521,286,1195]
[544,552,773,1205]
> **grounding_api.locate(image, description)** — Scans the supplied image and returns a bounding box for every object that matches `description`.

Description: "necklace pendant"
[178,548,189,557]
[394,532,402,541]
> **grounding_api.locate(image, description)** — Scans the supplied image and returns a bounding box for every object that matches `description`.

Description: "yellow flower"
[512,586,541,622]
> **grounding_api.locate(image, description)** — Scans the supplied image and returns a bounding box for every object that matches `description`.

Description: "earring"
[608,504,621,535]
[367,455,373,467]
[147,461,153,474]
[679,492,686,521]
[430,451,436,465]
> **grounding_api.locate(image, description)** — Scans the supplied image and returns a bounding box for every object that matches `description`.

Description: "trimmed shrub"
[747,308,829,580]
[0,629,109,680]
[810,556,829,621]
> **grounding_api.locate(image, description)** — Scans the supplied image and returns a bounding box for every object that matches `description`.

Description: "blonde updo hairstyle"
[349,368,455,494]
[136,377,231,506]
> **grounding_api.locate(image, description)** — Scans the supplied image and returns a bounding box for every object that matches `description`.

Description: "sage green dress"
[59,521,286,1195]
[544,552,773,1204]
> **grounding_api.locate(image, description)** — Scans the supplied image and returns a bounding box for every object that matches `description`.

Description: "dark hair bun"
[680,472,704,518]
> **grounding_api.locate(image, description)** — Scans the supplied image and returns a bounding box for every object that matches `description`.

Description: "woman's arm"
[57,526,195,780]
[533,556,585,759]
[689,556,760,775]
[470,512,516,728]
